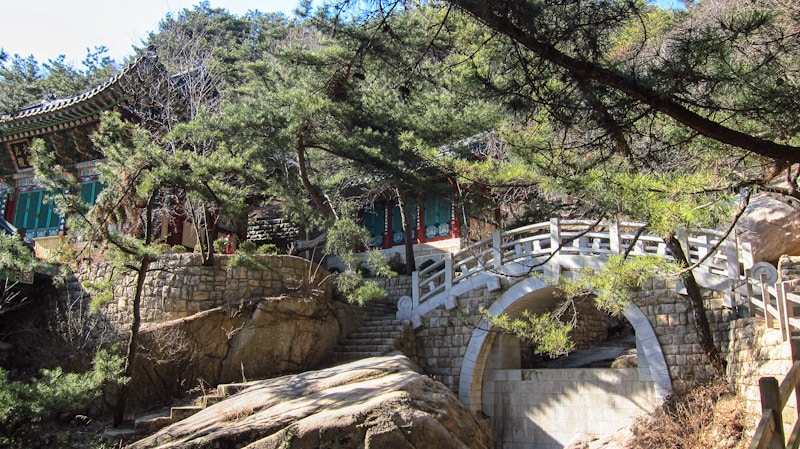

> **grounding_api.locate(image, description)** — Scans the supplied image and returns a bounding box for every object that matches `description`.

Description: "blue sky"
[1,0,684,66]
[0,0,302,65]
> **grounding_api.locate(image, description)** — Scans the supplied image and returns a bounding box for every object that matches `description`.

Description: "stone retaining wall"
[69,253,331,332]
[375,275,412,303]
[630,278,734,383]
[726,318,795,428]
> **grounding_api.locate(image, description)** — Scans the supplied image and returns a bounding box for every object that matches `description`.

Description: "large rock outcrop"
[128,353,494,449]
[737,192,800,263]
[129,294,344,408]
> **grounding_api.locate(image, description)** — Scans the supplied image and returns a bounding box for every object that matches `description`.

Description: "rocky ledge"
[127,353,493,449]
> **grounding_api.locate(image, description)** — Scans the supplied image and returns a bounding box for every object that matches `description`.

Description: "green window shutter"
[13,192,29,229]
[80,183,93,204]
[46,197,60,230]
[25,191,42,231]
[364,204,386,246]
[79,180,104,205]
[425,195,450,226]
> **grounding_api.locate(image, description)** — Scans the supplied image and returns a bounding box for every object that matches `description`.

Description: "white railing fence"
[408,217,800,339]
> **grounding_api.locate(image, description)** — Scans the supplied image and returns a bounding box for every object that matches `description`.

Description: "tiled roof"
[0,51,158,141]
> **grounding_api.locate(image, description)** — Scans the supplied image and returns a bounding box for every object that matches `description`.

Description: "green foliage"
[482,307,575,358]
[324,214,395,304]
[226,240,277,272]
[213,237,229,254]
[82,278,115,314]
[0,48,117,115]
[0,233,50,279]
[564,255,677,315]
[0,348,127,446]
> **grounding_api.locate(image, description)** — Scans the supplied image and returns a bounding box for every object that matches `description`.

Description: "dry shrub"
[630,377,747,449]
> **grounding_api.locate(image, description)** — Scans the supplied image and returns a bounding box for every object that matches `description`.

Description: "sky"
[0,0,303,65]
[1,0,685,67]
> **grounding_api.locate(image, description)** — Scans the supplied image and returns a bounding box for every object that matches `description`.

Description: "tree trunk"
[665,233,726,377]
[202,206,215,266]
[113,256,151,426]
[297,136,335,220]
[113,193,157,426]
[396,189,417,274]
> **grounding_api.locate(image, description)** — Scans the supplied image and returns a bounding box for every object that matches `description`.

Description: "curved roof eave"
[0,52,158,140]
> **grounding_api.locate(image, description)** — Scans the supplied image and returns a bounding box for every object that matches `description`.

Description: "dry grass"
[629,377,747,449]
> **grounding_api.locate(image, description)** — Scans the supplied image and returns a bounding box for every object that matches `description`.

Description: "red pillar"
[417,198,426,243]
[450,202,460,239]
[382,201,392,249]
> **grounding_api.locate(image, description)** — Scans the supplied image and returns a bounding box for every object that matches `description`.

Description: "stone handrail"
[745,262,800,341]
[410,218,746,317]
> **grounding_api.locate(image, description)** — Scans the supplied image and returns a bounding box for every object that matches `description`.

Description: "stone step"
[197,394,225,408]
[170,405,204,421]
[326,351,386,363]
[340,337,397,346]
[134,412,173,434]
[360,319,405,327]
[102,428,137,439]
[348,329,405,339]
[330,344,393,353]
[217,381,260,397]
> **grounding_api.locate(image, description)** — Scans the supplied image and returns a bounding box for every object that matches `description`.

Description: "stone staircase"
[324,300,411,365]
[131,300,410,436]
[133,381,257,434]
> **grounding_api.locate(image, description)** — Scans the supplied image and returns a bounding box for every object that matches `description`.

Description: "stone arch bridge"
[394,218,773,417]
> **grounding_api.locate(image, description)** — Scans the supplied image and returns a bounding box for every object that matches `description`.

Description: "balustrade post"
[779,282,791,342]
[549,218,560,254]
[412,271,420,309]
[759,377,786,449]
[777,281,789,341]
[609,220,620,254]
[445,253,453,292]
[746,269,757,318]
[726,238,741,308]
[492,231,502,269]
[676,229,690,262]
[763,273,774,330]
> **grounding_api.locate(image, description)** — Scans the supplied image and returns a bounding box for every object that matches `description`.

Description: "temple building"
[0,52,188,257]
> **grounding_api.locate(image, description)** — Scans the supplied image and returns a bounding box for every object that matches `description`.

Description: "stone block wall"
[413,272,739,395]
[485,368,657,449]
[247,205,300,251]
[375,275,412,303]
[70,253,331,332]
[630,277,734,383]
[726,318,795,428]
[414,283,497,390]
[569,295,610,350]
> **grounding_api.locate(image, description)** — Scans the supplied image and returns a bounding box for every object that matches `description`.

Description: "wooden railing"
[750,361,800,449]
[411,218,743,313]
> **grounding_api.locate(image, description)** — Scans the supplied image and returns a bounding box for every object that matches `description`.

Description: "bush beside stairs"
[132,298,411,435]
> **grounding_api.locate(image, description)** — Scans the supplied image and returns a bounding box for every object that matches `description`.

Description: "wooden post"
[759,376,785,449]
